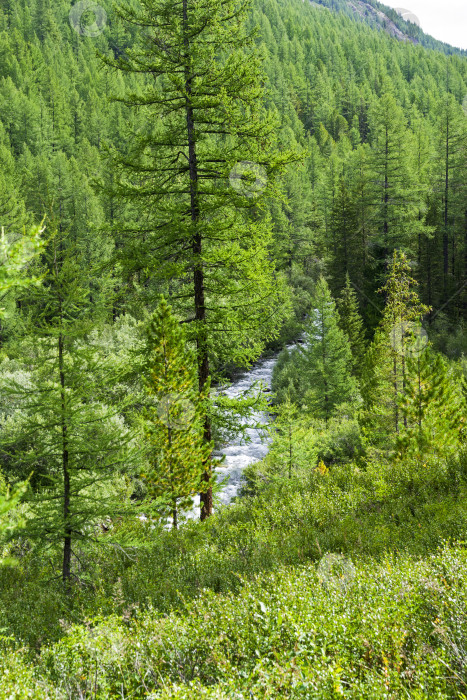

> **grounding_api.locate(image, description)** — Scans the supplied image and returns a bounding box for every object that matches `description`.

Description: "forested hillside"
[0,0,466,696]
[1,0,466,335]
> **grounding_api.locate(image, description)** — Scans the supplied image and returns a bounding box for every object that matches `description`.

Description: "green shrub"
[1,545,464,698]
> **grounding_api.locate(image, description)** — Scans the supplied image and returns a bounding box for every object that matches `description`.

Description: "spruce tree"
[336,273,366,378]
[104,0,299,518]
[140,298,213,529]
[300,276,358,423]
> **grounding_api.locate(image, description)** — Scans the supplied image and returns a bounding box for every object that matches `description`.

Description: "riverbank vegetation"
[0,0,466,695]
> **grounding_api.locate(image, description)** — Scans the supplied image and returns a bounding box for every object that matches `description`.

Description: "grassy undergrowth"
[0,451,467,696]
[2,545,467,697]
[1,451,467,649]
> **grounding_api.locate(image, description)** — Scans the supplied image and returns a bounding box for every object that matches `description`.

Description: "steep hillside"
[0,0,466,339]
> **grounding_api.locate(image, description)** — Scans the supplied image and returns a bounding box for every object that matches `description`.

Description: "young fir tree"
[361,250,430,442]
[267,396,299,481]
[104,0,299,519]
[396,348,466,464]
[300,276,357,423]
[336,273,366,378]
[141,298,214,529]
[0,234,132,590]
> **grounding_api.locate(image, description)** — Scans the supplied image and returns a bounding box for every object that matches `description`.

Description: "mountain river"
[186,351,282,519]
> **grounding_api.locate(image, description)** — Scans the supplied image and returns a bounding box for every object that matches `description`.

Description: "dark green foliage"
[336,273,366,377]
[0,0,466,339]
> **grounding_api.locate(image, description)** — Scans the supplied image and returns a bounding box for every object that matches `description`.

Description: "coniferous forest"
[0,0,466,695]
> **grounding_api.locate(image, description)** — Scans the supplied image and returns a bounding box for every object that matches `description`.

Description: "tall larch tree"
[367,93,421,278]
[104,0,299,518]
[434,94,467,314]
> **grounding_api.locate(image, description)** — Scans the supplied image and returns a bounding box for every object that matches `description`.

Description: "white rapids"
[185,352,280,519]
[214,355,278,505]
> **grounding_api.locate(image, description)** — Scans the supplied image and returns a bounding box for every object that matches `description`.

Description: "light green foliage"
[361,250,430,441]
[0,220,45,557]
[0,235,134,582]
[2,546,467,697]
[263,396,309,481]
[396,348,467,464]
[140,298,214,529]
[0,475,28,567]
[271,345,303,405]
[245,411,362,498]
[0,402,466,657]
[0,221,44,315]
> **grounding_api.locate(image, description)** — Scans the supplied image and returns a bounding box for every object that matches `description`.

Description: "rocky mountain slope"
[309,0,466,55]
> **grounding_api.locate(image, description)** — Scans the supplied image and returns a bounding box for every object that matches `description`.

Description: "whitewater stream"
[185,352,280,520]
